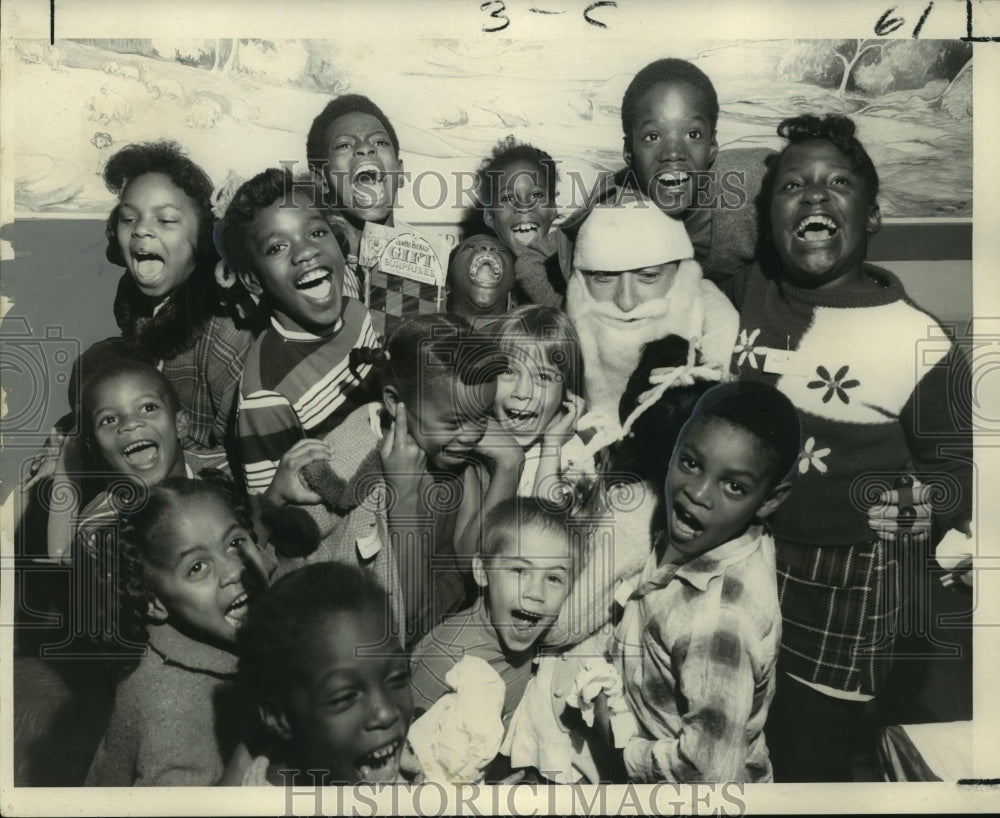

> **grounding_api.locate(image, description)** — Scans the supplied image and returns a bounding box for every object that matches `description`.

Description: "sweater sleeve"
[512,228,566,307]
[237,391,305,494]
[202,317,256,451]
[409,640,458,717]
[900,340,974,539]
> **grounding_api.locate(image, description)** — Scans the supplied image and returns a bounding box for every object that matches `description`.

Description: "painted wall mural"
[11,37,972,223]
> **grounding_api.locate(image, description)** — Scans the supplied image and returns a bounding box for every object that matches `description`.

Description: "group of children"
[21,55,972,787]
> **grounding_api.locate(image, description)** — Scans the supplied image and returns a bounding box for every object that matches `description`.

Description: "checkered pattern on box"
[366,269,442,338]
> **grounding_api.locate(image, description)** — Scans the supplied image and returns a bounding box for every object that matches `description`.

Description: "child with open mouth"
[491,305,585,499]
[596,381,800,784]
[731,114,974,783]
[477,135,561,308]
[54,357,231,564]
[84,474,269,786]
[407,498,576,782]
[446,234,516,325]
[306,94,407,293]
[101,141,257,451]
[220,167,381,497]
[231,562,415,786]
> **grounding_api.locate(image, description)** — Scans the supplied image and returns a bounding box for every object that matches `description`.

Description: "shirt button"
[553,688,564,698]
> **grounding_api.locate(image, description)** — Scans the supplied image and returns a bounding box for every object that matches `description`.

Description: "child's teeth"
[796,215,838,240]
[123,441,158,467]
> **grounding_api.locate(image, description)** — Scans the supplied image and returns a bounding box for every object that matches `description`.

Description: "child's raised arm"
[380,404,434,629]
[454,418,525,560]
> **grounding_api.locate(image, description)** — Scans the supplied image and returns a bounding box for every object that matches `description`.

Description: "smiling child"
[306,94,406,294]
[84,476,268,786]
[221,167,380,495]
[102,141,256,451]
[730,114,974,782]
[446,234,516,324]
[409,498,575,733]
[236,562,414,785]
[67,359,231,563]
[477,136,562,307]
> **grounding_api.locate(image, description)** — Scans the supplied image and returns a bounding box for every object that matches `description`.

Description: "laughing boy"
[221,167,380,495]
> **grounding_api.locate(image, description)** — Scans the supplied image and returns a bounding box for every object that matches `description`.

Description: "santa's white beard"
[566,273,691,418]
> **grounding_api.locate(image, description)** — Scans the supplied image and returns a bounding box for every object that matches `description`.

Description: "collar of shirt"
[268,315,343,342]
[631,525,764,599]
[147,621,239,677]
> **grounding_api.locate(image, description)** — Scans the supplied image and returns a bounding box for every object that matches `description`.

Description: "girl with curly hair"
[101,140,258,452]
[83,475,268,786]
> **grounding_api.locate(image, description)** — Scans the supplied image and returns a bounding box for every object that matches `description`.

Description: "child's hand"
[591,690,614,748]
[541,392,585,448]
[867,476,933,542]
[475,417,525,473]
[264,439,333,507]
[380,404,428,511]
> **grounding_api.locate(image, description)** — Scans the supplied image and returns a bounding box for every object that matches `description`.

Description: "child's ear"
[622,140,633,170]
[483,209,495,230]
[754,480,792,522]
[383,384,401,418]
[258,699,293,742]
[147,595,170,623]
[472,554,489,589]
[236,268,264,298]
[396,157,405,190]
[866,202,882,234]
[708,131,719,167]
[174,408,191,440]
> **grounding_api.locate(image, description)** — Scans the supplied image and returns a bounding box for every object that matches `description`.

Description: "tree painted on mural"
[777,40,971,115]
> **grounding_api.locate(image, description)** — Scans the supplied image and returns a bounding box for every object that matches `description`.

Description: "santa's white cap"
[573,197,694,272]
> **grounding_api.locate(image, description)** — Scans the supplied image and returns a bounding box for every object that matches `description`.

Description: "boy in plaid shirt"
[603,381,801,782]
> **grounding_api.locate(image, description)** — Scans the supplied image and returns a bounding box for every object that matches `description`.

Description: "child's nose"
[659,134,687,162]
[365,688,401,730]
[802,181,828,203]
[354,139,376,156]
[132,215,155,237]
[520,572,545,603]
[219,552,243,586]
[118,413,143,432]
[684,476,714,508]
[513,369,532,399]
[291,241,320,265]
[613,274,638,313]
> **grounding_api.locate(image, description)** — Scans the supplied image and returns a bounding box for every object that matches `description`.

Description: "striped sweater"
[236,297,380,493]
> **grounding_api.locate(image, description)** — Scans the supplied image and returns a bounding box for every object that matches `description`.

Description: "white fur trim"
[573,198,694,271]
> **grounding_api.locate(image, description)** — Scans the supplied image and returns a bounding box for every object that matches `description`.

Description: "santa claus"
[565,197,738,418]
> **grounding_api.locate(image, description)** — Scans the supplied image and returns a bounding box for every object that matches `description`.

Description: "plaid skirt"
[775,537,902,696]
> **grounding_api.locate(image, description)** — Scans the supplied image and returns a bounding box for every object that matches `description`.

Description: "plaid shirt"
[159,314,256,451]
[613,527,781,783]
